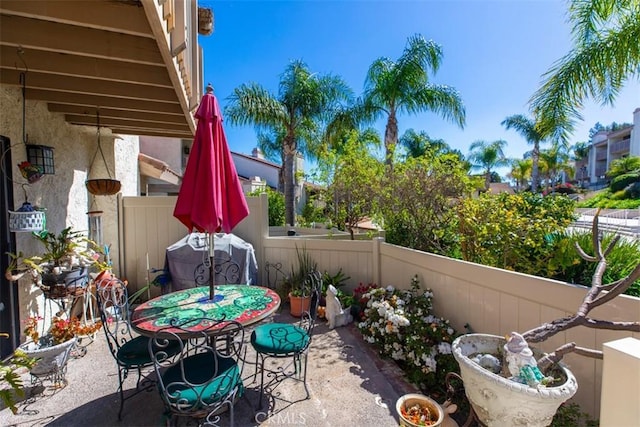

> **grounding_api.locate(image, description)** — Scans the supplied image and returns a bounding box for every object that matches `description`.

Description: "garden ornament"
[326,284,353,329]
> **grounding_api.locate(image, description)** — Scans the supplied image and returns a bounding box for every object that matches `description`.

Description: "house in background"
[586,107,640,186]
[138,138,312,216]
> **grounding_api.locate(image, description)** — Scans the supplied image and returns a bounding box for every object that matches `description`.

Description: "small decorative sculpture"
[325,284,353,329]
[504,331,551,386]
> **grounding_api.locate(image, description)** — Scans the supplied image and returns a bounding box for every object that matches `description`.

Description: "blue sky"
[199,0,639,177]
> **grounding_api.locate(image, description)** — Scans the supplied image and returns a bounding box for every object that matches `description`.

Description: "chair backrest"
[264,261,286,290]
[94,278,134,359]
[194,251,243,286]
[148,318,245,419]
[299,270,322,335]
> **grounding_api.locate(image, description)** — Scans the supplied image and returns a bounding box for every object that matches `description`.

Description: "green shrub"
[548,230,640,297]
[609,172,640,192]
[551,402,598,427]
[457,192,577,276]
[249,187,285,226]
[611,189,628,200]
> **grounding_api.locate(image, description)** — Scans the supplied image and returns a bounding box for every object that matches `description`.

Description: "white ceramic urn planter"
[452,334,578,427]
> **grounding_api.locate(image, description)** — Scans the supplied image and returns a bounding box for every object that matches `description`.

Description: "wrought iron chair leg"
[117,367,126,420]
[301,352,310,399]
[257,355,267,410]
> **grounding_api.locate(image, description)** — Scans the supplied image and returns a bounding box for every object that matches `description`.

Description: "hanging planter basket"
[9,209,45,232]
[8,186,46,233]
[86,111,121,196]
[86,178,121,196]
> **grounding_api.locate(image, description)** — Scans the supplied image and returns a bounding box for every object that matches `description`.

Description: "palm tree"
[362,34,465,166]
[539,144,573,192]
[399,129,450,159]
[530,0,640,140]
[607,156,640,178]
[508,158,532,191]
[467,140,509,191]
[225,60,353,226]
[501,114,547,192]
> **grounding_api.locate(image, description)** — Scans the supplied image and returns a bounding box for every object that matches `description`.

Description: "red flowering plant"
[24,315,102,347]
[352,282,378,321]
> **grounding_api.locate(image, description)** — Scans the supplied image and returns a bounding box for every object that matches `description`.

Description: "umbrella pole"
[209,232,215,300]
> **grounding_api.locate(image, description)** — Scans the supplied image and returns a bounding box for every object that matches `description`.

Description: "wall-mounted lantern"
[26,144,55,175]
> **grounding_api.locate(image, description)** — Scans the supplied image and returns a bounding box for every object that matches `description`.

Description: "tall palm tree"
[399,129,450,159]
[362,34,465,166]
[508,158,532,191]
[530,0,640,140]
[467,139,509,190]
[501,114,547,192]
[225,60,353,226]
[540,144,573,192]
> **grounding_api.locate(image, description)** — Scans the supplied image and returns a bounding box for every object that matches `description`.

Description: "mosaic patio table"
[131,285,280,338]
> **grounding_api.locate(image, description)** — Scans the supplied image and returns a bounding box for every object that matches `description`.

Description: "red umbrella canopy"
[173,87,249,234]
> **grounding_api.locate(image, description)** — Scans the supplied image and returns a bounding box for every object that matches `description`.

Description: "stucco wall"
[1,85,138,322]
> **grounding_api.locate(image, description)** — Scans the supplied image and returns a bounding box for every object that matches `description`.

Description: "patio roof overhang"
[0,0,207,139]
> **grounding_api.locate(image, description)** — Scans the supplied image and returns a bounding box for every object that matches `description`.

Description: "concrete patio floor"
[0,310,420,426]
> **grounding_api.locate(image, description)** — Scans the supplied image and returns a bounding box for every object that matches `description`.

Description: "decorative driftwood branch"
[522,209,640,366]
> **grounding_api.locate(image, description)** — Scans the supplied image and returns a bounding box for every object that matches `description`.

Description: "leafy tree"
[326,133,383,239]
[457,192,577,276]
[467,139,508,191]
[249,187,285,227]
[379,154,473,255]
[226,60,353,226]
[362,34,465,166]
[530,0,640,140]
[571,142,589,160]
[502,114,546,192]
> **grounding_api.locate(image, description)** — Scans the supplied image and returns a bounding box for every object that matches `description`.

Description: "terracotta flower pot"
[288,292,311,317]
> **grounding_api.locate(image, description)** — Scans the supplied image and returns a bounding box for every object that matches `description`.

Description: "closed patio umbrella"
[173,84,249,300]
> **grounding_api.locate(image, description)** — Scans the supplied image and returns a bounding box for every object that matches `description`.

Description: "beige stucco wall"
[1,84,138,323]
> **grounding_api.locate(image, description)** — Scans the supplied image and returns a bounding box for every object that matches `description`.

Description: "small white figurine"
[325,284,353,329]
[504,332,547,386]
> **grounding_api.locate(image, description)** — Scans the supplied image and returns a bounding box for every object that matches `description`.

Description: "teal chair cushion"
[162,352,242,406]
[117,336,181,367]
[251,323,310,355]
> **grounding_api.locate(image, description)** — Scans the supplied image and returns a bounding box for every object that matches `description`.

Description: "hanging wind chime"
[85,110,121,196]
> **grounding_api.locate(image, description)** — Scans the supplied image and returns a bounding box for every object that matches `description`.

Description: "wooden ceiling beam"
[65,114,192,132]
[47,104,187,123]
[26,89,185,114]
[0,46,172,87]
[0,14,163,65]
[0,69,178,102]
[0,0,153,37]
[109,127,193,138]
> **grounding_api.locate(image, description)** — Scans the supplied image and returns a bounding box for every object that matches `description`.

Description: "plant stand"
[452,334,578,427]
[19,337,77,386]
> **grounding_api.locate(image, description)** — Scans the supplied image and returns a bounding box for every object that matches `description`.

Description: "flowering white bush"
[357,275,458,393]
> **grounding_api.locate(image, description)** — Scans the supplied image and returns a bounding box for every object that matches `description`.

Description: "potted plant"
[287,245,317,317]
[451,211,640,426]
[19,315,102,383]
[5,227,97,298]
